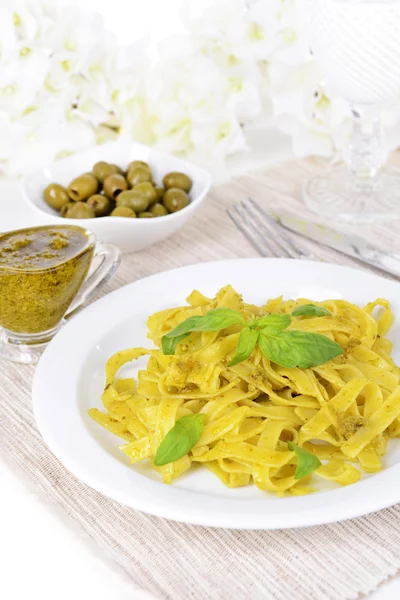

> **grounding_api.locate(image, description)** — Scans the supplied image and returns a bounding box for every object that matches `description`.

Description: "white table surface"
[1,1,399,597]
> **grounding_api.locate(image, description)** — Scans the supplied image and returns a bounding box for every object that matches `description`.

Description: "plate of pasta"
[33,258,400,529]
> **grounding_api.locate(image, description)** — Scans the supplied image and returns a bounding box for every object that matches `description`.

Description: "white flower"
[249,0,312,65]
[42,7,107,66]
[0,9,18,63]
[0,1,143,176]
[2,0,399,178]
[267,57,351,158]
[134,48,250,164]
[182,0,268,62]
[5,1,42,43]
[190,111,248,166]
[0,48,49,116]
[0,104,96,177]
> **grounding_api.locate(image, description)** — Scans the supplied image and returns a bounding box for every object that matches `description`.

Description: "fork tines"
[228,198,312,260]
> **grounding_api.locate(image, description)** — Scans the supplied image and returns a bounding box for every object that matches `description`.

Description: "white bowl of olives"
[22,140,212,253]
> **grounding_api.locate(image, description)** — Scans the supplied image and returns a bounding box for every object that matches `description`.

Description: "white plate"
[33,259,400,529]
[22,140,211,253]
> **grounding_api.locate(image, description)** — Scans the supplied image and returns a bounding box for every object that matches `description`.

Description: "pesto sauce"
[0,225,94,334]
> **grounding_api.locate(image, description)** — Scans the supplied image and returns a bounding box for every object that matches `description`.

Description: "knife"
[272,211,400,278]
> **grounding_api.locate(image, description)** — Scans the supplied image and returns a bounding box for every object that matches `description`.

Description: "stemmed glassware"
[303,0,400,222]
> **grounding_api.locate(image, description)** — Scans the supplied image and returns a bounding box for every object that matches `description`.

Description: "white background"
[0,1,399,598]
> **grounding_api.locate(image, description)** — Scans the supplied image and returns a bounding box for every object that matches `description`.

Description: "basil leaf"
[258,328,343,369]
[163,308,245,339]
[188,308,246,331]
[163,315,204,339]
[251,314,292,330]
[162,308,246,355]
[162,332,191,355]
[288,441,321,479]
[228,326,259,367]
[292,304,331,318]
[154,414,204,466]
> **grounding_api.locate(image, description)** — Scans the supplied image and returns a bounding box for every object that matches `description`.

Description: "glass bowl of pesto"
[22,140,212,254]
[0,224,120,364]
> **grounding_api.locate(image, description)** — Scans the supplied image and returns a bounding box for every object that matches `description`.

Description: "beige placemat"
[1,158,400,600]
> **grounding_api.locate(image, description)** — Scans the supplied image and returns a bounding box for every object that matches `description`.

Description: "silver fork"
[227,198,314,260]
[227,199,400,281]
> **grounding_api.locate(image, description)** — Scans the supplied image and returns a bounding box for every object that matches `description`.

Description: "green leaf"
[163,315,204,339]
[163,308,245,339]
[292,304,331,318]
[161,308,246,355]
[154,414,205,466]
[228,326,259,367]
[251,314,292,330]
[161,332,191,355]
[189,308,246,331]
[288,441,321,479]
[258,328,343,369]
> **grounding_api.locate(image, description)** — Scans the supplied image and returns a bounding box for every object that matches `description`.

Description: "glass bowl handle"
[65,242,121,321]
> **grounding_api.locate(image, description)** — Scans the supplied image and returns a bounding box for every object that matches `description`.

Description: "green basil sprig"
[258,328,343,369]
[228,314,291,367]
[162,308,245,355]
[154,414,204,466]
[288,441,321,479]
[229,327,259,367]
[292,304,331,318]
[161,307,343,369]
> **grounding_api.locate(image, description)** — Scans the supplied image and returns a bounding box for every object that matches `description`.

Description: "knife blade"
[272,211,400,278]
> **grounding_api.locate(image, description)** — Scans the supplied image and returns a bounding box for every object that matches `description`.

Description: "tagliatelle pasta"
[89,286,400,496]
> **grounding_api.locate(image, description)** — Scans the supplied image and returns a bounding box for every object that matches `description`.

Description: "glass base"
[0,326,60,365]
[303,165,400,223]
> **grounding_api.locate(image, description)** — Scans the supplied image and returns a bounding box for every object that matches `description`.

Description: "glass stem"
[344,106,387,183]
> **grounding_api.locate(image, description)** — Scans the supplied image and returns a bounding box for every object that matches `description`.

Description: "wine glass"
[303,0,400,223]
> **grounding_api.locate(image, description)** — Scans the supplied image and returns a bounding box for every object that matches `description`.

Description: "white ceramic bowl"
[22,140,212,253]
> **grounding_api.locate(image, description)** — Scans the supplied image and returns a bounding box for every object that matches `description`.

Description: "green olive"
[67,174,98,202]
[103,174,128,199]
[154,186,164,201]
[163,172,192,193]
[134,182,158,206]
[127,166,152,187]
[138,211,154,218]
[92,161,117,183]
[117,190,149,212]
[112,164,124,175]
[111,206,136,218]
[43,183,70,211]
[163,188,189,213]
[66,202,96,219]
[60,202,75,218]
[127,160,151,173]
[86,194,114,217]
[151,203,168,217]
